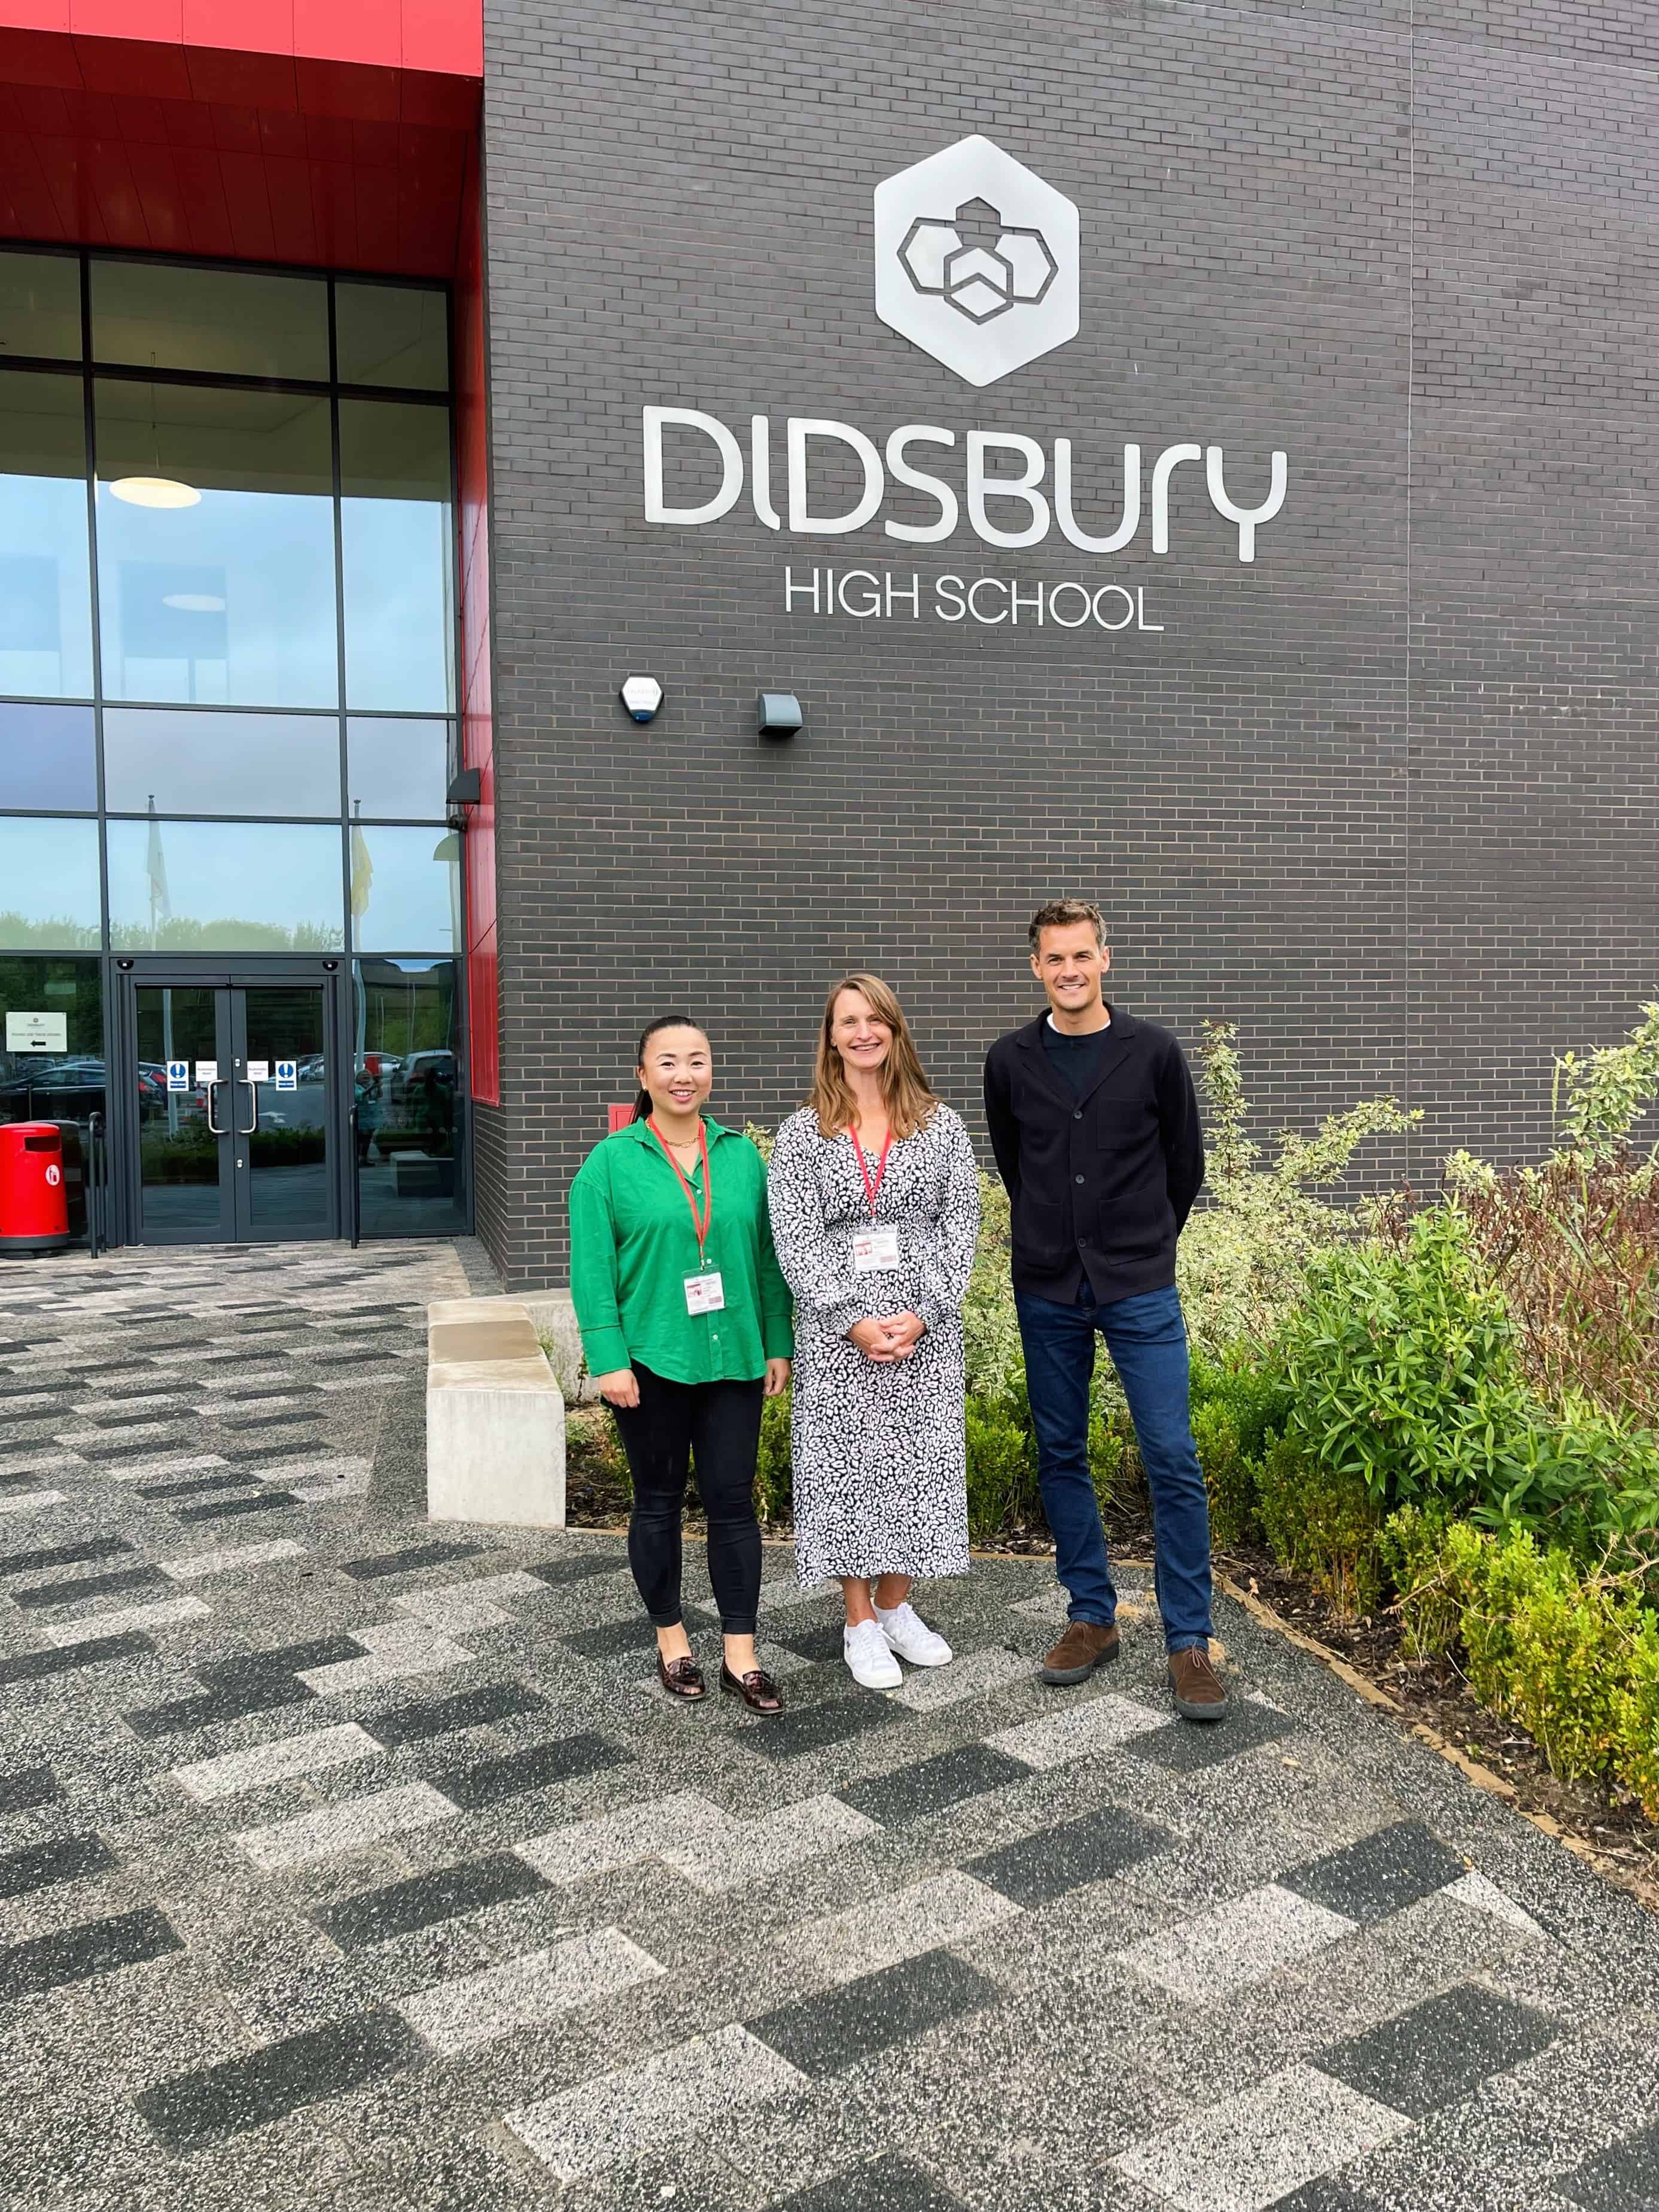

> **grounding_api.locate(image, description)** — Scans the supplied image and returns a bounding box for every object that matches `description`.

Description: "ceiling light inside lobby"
[109,476,201,509]
[161,592,225,611]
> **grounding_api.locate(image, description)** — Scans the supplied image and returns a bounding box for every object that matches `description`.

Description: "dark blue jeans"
[1015,1283,1213,1653]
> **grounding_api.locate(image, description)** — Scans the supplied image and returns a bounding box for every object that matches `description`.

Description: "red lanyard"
[649,1118,713,1264]
[850,1127,893,1219]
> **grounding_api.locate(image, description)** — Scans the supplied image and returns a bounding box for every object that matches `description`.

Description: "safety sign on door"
[196,1061,218,1084]
[246,1060,269,1082]
[166,1060,188,1091]
[275,1060,297,1092]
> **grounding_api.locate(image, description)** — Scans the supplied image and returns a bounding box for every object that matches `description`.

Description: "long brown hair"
[809,973,939,1139]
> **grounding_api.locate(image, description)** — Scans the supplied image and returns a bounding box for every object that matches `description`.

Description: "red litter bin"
[0,1122,73,1256]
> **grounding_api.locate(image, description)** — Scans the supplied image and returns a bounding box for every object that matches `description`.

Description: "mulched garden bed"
[567,1406,1655,1909]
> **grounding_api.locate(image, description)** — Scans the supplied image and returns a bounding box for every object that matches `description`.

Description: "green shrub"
[964,1389,1040,1543]
[1388,1510,1659,1822]
[1278,1206,1526,1519]
[1475,1395,1659,1568]
[1192,1401,1259,1548]
[1256,1431,1384,1615]
[754,1392,793,1526]
[1174,1021,1416,1364]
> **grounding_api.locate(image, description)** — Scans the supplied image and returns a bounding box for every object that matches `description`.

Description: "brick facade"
[473,0,1659,1289]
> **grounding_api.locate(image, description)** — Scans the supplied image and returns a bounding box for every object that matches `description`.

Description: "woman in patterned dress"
[766,975,981,1690]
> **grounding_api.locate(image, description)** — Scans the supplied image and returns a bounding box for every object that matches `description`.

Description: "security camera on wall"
[619,676,663,725]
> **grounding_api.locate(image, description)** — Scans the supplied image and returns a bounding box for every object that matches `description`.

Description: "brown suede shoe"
[1041,1619,1121,1686]
[1168,1644,1229,1723]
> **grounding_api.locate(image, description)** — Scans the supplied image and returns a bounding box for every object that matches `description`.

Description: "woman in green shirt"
[568,1015,794,1712]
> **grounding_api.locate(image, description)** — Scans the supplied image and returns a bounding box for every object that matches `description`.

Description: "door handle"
[206,1079,227,1136]
[236,1077,259,1138]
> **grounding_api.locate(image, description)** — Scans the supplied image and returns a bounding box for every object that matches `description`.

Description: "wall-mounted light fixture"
[757,690,802,740]
[620,676,663,725]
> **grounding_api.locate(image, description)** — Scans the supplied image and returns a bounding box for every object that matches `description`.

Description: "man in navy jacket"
[984,899,1226,1722]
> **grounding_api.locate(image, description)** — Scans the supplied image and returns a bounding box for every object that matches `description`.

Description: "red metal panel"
[216,144,276,257]
[73,28,188,93]
[291,0,398,71]
[467,927,499,1107]
[124,136,192,250]
[0,25,81,81]
[401,0,479,78]
[2,3,72,31]
[182,0,293,59]
[68,0,179,36]
[184,44,297,107]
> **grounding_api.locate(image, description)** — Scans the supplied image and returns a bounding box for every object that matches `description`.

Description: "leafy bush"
[1191,1401,1258,1547]
[1256,1431,1384,1614]
[1174,1021,1416,1364]
[1426,1148,1659,1432]
[1277,1206,1525,1519]
[961,1170,1024,1398]
[1387,1510,1659,1822]
[754,1393,793,1526]
[1472,1395,1659,1569]
[964,1390,1040,1542]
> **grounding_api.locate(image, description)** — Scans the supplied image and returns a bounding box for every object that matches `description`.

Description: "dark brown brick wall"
[473,0,1658,1288]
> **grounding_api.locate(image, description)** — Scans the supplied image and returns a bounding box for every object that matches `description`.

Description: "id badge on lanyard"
[647,1118,725,1318]
[852,1224,900,1274]
[850,1128,899,1274]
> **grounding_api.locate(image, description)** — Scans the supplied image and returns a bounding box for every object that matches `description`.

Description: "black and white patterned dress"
[766,1103,981,1585]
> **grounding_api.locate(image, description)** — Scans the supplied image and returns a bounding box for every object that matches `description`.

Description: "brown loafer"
[1041,1618,1121,1686]
[720,1663,784,1715]
[1168,1643,1229,1723]
[656,1651,706,1701]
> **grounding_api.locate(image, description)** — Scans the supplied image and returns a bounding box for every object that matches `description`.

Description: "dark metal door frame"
[114,959,349,1247]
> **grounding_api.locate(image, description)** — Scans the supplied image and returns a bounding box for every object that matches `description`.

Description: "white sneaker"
[876,1602,953,1668]
[844,1618,902,1690]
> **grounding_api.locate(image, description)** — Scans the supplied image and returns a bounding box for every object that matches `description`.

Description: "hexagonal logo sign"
[873,135,1080,388]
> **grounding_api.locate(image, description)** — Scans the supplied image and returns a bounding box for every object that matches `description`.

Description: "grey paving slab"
[1281,1817,1469,1925]
[739,1690,909,1763]
[770,2153,969,2211]
[315,1851,552,1951]
[0,1535,133,1575]
[0,1830,115,1898]
[966,1800,1177,1906]
[0,1904,182,1999]
[11,1562,168,1606]
[432,1733,630,1811]
[837,1742,1028,1827]
[340,1541,485,1581]
[0,1630,153,1682]
[1319,1982,1564,2120]
[1128,1695,1298,1771]
[1558,2119,1659,2212]
[748,1949,1001,2077]
[133,2009,422,2151]
[372,1680,549,1746]
[0,1764,60,1814]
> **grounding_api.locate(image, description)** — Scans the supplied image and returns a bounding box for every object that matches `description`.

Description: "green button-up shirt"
[568,1117,795,1385]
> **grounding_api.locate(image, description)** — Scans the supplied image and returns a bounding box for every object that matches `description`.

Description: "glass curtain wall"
[0,248,464,1234]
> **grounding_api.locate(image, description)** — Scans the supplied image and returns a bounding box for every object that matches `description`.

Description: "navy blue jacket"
[982,1006,1205,1305]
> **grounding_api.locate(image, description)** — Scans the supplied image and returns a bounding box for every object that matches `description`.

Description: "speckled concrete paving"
[1,1242,1657,2212]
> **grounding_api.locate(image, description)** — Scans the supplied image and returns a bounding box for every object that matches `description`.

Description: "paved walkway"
[1,1243,1657,2212]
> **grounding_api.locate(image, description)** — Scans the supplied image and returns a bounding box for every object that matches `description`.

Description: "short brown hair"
[808,973,940,1140]
[1028,899,1106,951]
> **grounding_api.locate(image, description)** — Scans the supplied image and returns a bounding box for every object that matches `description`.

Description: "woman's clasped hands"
[848,1311,926,1363]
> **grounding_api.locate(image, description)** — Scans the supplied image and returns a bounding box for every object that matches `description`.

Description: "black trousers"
[609,1364,765,1636]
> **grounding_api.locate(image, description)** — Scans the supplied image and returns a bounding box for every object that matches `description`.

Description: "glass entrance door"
[130,979,334,1243]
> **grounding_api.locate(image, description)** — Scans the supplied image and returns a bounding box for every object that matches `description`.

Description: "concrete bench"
[426,1297,566,1528]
